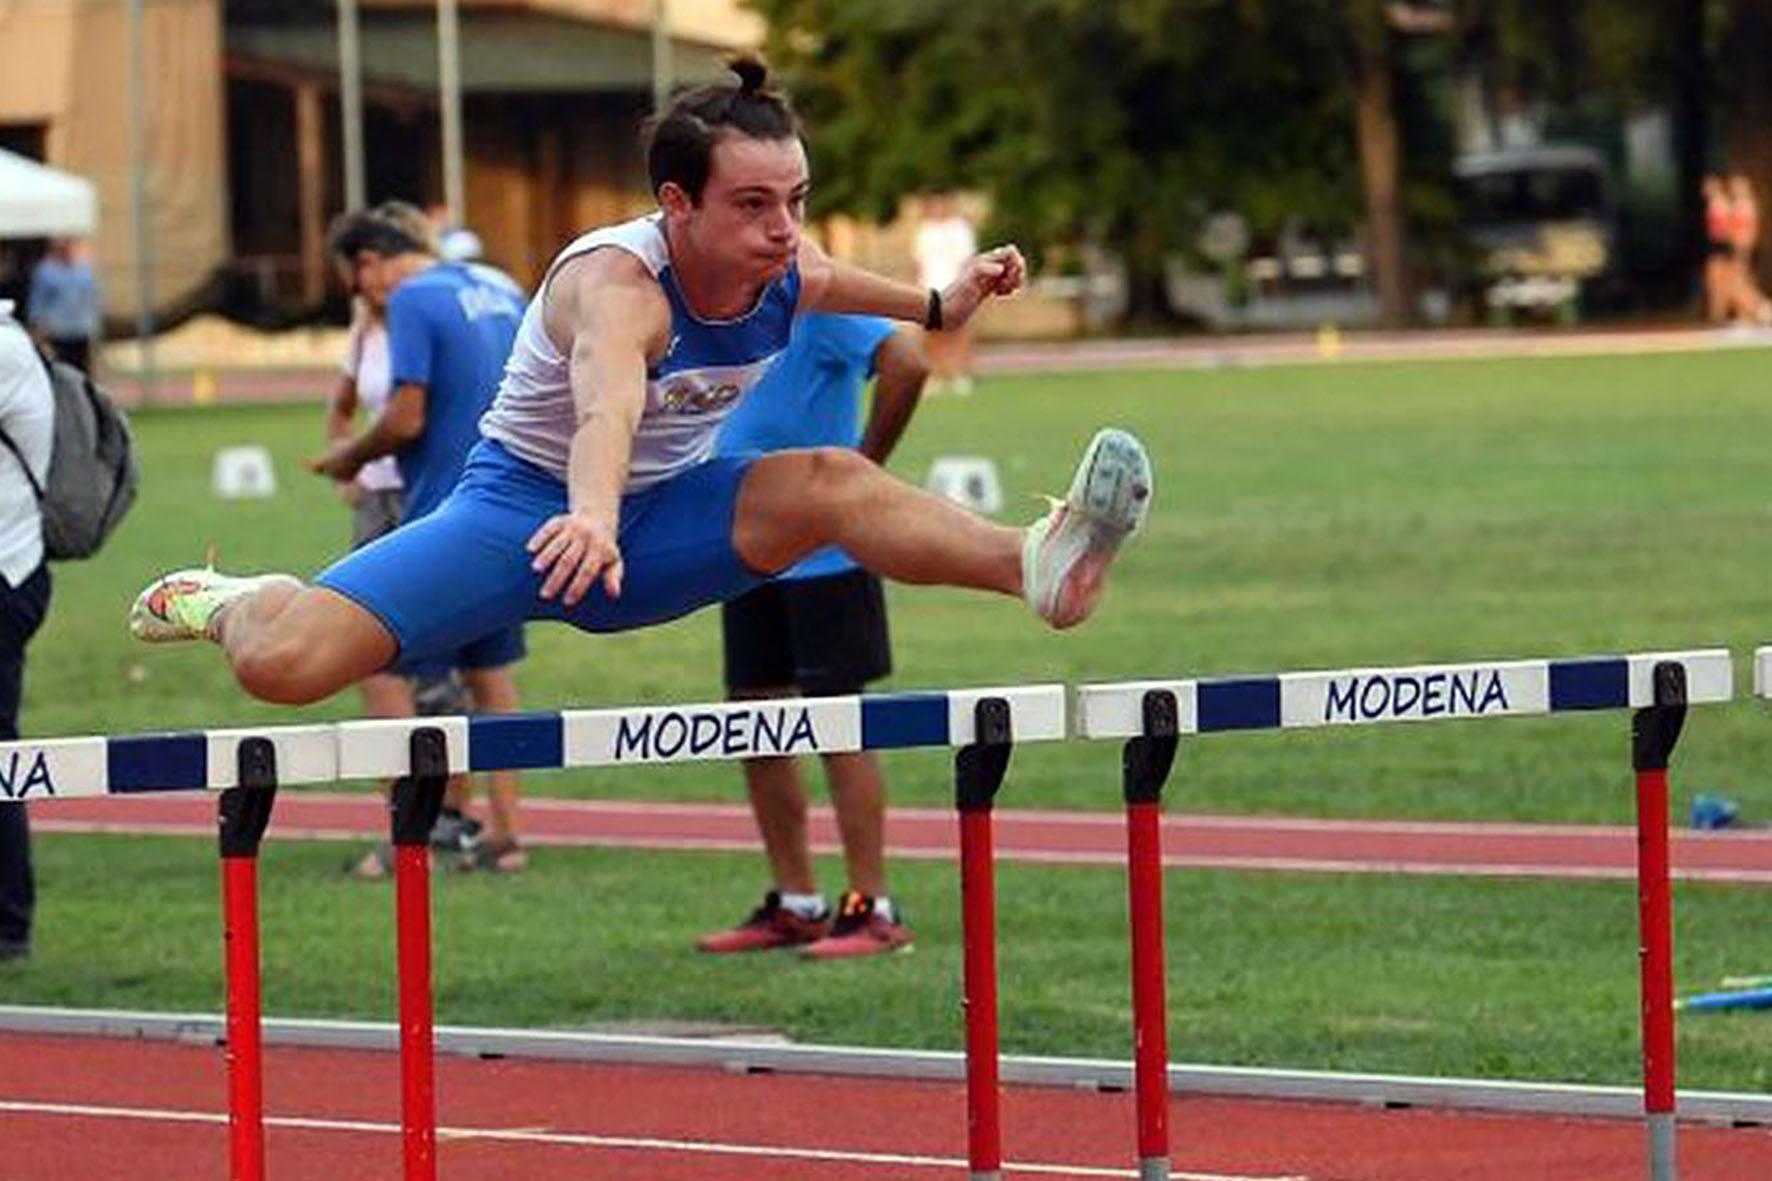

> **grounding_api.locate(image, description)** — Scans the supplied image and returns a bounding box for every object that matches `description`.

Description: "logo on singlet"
[660,379,743,415]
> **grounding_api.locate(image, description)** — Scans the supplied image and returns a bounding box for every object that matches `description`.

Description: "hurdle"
[13,724,341,1179]
[0,684,1064,1181]
[1078,648,1732,1181]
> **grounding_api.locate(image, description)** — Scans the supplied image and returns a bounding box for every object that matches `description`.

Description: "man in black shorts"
[697,312,929,959]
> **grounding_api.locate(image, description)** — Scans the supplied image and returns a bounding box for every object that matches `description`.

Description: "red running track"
[29,792,1772,883]
[3,1032,1769,1181]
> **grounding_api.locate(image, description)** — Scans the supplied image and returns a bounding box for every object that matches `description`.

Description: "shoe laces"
[828,891,876,937]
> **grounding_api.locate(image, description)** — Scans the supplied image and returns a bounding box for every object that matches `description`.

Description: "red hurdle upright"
[218,738,278,1181]
[1121,690,1180,1181]
[955,697,1013,1181]
[390,729,450,1181]
[1631,661,1687,1181]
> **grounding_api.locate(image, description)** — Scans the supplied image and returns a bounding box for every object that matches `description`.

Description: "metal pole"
[338,0,366,210]
[219,740,278,1181]
[437,0,465,225]
[127,0,155,405]
[1632,662,1688,1181]
[651,0,672,114]
[955,698,1012,1181]
[1124,691,1180,1181]
[392,730,450,1181]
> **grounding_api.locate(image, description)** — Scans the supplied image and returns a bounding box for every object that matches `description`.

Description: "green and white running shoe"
[129,566,278,643]
[1021,428,1152,629]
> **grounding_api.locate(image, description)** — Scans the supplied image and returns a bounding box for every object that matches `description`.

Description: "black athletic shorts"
[722,568,892,697]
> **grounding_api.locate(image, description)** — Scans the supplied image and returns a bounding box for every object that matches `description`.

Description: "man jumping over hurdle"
[128,57,1152,701]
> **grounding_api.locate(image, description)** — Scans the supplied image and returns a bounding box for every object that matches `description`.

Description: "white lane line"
[0,1098,1311,1180]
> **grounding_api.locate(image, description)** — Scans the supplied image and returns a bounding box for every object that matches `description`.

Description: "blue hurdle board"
[1077,650,1732,739]
[338,684,1066,777]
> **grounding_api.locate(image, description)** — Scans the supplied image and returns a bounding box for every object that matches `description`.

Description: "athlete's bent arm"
[525,249,671,607]
[797,237,1026,330]
[307,383,426,481]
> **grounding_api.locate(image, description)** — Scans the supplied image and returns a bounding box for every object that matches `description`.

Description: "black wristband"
[924,287,944,332]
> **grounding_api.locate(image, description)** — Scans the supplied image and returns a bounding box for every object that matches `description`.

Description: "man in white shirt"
[0,300,54,962]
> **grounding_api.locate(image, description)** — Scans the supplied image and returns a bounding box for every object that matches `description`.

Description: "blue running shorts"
[317,439,766,668]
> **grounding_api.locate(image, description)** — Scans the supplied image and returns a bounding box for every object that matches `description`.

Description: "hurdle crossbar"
[0,686,1065,801]
[1078,649,1731,738]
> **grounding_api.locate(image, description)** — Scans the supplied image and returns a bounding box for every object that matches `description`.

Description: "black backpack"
[0,351,138,560]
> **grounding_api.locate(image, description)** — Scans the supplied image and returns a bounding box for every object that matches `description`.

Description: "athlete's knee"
[783,447,875,525]
[802,445,875,489]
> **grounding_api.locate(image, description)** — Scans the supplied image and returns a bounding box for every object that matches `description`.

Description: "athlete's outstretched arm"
[525,249,672,607]
[797,236,1026,330]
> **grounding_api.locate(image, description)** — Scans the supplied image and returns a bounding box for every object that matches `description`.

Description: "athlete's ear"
[658,181,694,221]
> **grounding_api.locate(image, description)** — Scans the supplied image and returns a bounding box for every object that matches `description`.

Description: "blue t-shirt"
[26,257,100,339]
[718,312,895,580]
[386,262,525,520]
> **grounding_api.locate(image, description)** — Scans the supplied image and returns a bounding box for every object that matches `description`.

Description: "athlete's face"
[668,135,808,282]
[344,250,399,312]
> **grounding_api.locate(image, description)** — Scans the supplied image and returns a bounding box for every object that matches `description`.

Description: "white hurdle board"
[1078,650,1732,739]
[0,725,339,802]
[339,684,1066,777]
[1750,647,1772,699]
[0,686,1065,803]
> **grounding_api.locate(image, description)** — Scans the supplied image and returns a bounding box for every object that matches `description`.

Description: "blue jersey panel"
[386,263,524,520]
[653,263,801,381]
[717,312,896,580]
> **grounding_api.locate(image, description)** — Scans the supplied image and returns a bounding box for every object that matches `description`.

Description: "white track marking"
[0,1098,1311,1179]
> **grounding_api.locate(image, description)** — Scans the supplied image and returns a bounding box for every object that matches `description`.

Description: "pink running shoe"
[696,891,830,954]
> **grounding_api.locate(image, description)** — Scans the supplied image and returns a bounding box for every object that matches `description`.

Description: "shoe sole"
[697,937,823,954]
[801,940,915,961]
[1035,429,1152,628]
[1069,427,1151,538]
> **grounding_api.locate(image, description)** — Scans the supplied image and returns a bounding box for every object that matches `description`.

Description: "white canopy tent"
[0,148,97,238]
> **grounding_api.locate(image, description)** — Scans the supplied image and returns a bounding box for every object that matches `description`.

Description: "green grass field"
[10,346,1772,1089]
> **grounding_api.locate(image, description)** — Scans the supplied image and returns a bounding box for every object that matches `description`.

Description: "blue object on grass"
[1689,793,1741,830]
[1675,986,1772,1012]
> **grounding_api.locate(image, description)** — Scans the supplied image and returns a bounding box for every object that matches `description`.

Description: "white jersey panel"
[481,214,798,492]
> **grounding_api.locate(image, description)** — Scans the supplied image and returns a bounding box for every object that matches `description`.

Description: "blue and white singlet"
[481,213,801,490]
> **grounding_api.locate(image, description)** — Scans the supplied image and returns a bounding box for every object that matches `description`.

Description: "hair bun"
[730,55,768,95]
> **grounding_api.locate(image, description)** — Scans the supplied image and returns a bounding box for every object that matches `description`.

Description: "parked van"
[1453,145,1618,321]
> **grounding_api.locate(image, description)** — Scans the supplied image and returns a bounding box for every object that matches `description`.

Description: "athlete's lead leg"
[733,428,1151,630]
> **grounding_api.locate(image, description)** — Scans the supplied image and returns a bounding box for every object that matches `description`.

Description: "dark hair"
[326,206,428,262]
[643,54,800,204]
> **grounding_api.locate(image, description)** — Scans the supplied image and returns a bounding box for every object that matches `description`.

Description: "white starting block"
[926,456,1003,514]
[212,446,278,499]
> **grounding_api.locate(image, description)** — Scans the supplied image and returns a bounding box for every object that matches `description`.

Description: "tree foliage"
[753,0,1368,266]
[752,1,1728,318]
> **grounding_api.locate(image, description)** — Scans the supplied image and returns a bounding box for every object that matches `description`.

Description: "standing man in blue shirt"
[26,239,100,375]
[697,312,929,959]
[307,204,532,872]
